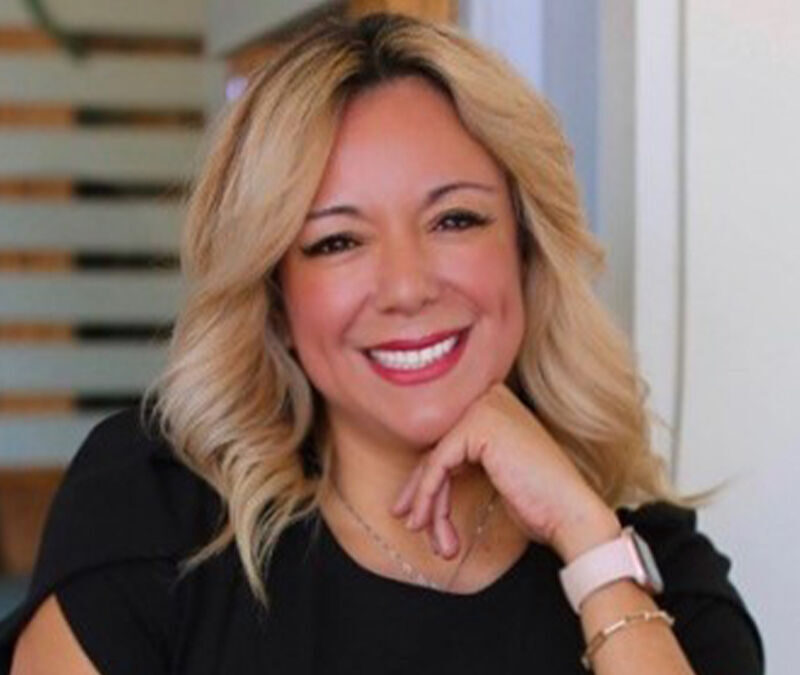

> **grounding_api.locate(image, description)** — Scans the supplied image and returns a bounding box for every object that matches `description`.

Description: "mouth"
[363,327,470,384]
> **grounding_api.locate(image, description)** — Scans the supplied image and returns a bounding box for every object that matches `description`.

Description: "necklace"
[331,481,498,592]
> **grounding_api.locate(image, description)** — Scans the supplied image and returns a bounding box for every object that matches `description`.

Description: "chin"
[387,406,465,448]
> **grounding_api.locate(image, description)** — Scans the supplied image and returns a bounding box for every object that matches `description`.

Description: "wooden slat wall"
[0,3,205,575]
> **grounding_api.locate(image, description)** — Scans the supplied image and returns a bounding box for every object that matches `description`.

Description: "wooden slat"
[73,181,185,200]
[0,0,203,36]
[0,415,106,466]
[0,322,171,344]
[0,128,199,182]
[0,394,139,415]
[0,54,206,108]
[0,202,181,251]
[0,251,72,272]
[0,324,73,342]
[0,104,202,128]
[0,180,183,200]
[0,466,65,573]
[0,345,167,391]
[0,27,56,50]
[76,108,203,128]
[0,273,182,321]
[0,179,71,199]
[0,251,178,272]
[0,28,202,55]
[0,394,72,415]
[0,104,74,126]
[347,0,456,21]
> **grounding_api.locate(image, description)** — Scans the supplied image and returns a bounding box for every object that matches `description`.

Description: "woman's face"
[279,76,526,450]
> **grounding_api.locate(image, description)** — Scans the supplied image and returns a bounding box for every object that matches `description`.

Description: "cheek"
[281,264,367,366]
[446,238,526,356]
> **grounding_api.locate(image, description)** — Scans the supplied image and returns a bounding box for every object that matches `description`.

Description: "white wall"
[680,2,800,669]
[636,2,800,672]
[471,1,799,669]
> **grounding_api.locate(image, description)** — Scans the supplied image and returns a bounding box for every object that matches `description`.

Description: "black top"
[0,408,764,674]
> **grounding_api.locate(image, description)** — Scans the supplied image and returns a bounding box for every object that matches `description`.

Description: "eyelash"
[300,210,491,257]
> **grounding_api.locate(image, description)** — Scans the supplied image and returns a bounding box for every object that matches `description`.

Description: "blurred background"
[0,0,797,671]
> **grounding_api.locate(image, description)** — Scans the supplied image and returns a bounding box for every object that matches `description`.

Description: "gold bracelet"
[581,609,675,670]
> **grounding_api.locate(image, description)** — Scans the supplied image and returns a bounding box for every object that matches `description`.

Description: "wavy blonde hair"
[142,12,679,608]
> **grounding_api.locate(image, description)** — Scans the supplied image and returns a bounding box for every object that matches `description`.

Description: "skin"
[279,76,620,572]
[281,76,696,674]
[11,76,695,674]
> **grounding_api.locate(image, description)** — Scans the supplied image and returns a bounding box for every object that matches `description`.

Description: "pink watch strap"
[559,527,647,613]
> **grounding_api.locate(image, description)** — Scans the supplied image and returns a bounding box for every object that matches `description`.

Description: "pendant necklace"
[332,481,498,592]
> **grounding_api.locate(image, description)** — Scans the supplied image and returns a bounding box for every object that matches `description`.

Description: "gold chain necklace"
[332,482,498,592]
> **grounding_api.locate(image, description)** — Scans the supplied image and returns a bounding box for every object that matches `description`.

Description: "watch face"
[631,530,664,593]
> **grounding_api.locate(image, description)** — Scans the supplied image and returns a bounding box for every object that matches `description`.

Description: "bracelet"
[581,609,675,670]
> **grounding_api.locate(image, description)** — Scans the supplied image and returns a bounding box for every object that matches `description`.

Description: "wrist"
[551,499,621,564]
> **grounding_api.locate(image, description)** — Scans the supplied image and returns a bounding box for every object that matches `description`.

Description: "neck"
[318,409,514,581]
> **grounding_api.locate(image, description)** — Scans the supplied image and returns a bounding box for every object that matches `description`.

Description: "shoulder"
[40,406,223,563]
[0,407,226,672]
[57,408,219,552]
[616,500,731,595]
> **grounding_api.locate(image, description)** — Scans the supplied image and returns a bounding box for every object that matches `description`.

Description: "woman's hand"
[391,382,622,564]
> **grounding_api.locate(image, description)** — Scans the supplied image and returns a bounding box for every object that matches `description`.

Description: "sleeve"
[0,407,221,674]
[617,502,765,675]
[56,560,175,674]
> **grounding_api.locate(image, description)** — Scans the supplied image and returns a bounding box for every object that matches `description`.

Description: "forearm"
[552,501,696,674]
[579,581,695,674]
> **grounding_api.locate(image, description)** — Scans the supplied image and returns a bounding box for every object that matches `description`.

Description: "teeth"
[369,335,459,371]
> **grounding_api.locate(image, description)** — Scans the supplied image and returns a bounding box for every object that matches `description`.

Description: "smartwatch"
[559,526,664,613]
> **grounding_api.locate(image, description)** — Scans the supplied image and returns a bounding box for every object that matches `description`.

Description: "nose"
[373,236,441,314]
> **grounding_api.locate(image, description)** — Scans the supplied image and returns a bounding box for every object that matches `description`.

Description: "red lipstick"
[366,328,464,351]
[364,327,470,386]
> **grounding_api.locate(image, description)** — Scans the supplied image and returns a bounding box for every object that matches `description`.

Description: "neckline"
[315,512,534,602]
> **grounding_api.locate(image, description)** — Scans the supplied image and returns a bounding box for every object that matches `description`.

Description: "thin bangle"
[581,609,675,670]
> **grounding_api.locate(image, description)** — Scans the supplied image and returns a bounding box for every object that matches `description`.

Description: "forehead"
[312,76,505,204]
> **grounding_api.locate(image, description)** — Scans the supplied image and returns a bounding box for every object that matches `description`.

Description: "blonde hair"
[142,12,679,608]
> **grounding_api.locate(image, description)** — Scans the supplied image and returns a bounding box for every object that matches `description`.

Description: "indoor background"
[0,1,797,672]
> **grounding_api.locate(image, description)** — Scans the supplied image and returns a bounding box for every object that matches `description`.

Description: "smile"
[368,334,458,370]
[363,327,470,385]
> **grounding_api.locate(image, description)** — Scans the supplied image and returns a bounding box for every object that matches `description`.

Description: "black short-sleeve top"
[0,408,764,674]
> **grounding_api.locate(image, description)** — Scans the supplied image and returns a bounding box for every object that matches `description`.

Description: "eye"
[434,209,491,232]
[300,233,361,257]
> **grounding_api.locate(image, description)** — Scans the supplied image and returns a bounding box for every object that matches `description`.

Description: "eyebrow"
[306,181,497,221]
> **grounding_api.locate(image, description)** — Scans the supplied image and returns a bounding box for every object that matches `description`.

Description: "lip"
[365,327,466,352]
[364,327,470,386]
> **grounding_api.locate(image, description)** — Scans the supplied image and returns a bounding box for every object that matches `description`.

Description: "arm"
[553,508,696,674]
[394,383,757,673]
[11,594,102,675]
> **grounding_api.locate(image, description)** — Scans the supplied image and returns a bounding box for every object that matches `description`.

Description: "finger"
[426,480,449,557]
[434,510,460,559]
[434,476,451,521]
[426,526,440,556]
[408,439,469,530]
[433,479,460,559]
[391,463,424,516]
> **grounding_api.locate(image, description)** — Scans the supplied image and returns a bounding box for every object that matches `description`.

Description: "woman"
[2,13,762,674]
